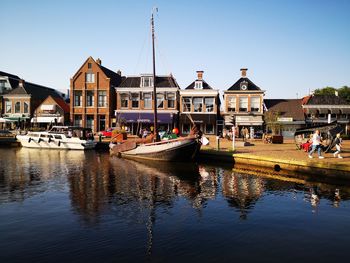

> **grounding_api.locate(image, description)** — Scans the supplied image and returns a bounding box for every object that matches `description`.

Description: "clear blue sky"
[2,0,350,98]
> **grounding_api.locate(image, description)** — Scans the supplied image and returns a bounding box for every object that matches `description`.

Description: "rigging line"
[133,19,152,76]
[154,36,173,76]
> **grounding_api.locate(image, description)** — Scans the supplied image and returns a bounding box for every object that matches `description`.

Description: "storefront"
[117,112,177,135]
[180,114,217,135]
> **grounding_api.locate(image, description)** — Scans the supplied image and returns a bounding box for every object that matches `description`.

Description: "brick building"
[223,68,265,136]
[114,74,180,135]
[70,57,122,133]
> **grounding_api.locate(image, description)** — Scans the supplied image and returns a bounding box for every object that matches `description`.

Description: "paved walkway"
[202,136,350,164]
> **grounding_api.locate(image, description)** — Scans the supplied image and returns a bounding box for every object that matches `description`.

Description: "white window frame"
[194,81,203,89]
[5,101,12,113]
[144,93,152,109]
[86,73,95,83]
[183,97,192,112]
[250,96,260,112]
[239,96,248,112]
[141,76,153,87]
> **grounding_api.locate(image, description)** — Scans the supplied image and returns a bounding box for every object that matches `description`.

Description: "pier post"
[216,136,220,151]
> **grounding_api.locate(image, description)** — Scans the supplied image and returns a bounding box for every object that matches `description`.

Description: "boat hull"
[17,135,95,150]
[110,138,201,162]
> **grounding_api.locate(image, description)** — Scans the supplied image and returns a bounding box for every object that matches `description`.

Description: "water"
[1,148,350,262]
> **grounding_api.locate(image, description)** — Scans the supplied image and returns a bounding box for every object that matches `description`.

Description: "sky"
[1,0,350,99]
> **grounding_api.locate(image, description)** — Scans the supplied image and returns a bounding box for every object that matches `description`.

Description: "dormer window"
[194,81,203,89]
[141,76,153,87]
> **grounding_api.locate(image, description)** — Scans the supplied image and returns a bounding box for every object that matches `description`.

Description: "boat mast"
[151,8,158,141]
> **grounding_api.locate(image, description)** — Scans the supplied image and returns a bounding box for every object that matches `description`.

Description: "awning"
[31,116,64,123]
[117,113,174,124]
[2,117,30,121]
[180,114,217,124]
[0,117,14,123]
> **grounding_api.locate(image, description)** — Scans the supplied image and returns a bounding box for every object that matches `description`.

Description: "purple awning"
[118,113,174,124]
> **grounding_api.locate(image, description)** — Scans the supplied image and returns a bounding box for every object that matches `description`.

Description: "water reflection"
[1,148,350,261]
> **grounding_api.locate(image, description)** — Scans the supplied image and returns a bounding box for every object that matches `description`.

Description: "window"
[157,93,164,108]
[74,115,82,127]
[144,93,152,109]
[183,97,191,112]
[88,63,92,69]
[228,96,236,112]
[167,93,175,108]
[74,91,82,107]
[251,97,260,112]
[239,97,248,112]
[141,76,153,87]
[24,102,29,113]
[5,101,11,113]
[131,93,139,108]
[205,98,214,112]
[193,98,203,112]
[98,91,107,107]
[182,124,191,134]
[86,91,94,107]
[86,115,94,130]
[0,80,6,88]
[86,73,95,83]
[205,124,214,134]
[121,93,129,108]
[194,81,203,89]
[15,102,21,113]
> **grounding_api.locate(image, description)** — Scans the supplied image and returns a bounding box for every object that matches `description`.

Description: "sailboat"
[109,9,202,162]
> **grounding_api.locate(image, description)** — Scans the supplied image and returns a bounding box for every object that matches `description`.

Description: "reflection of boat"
[294,122,343,152]
[109,10,201,162]
[0,130,17,145]
[16,126,96,150]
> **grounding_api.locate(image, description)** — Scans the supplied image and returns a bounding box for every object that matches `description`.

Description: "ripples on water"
[1,148,350,262]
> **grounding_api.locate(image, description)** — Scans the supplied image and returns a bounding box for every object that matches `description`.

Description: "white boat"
[16,126,96,150]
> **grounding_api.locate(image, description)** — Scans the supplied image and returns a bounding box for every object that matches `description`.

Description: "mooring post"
[216,136,220,151]
[232,126,235,151]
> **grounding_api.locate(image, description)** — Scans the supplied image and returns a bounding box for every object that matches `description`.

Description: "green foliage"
[264,110,282,135]
[338,86,350,102]
[315,86,350,102]
[314,86,336,95]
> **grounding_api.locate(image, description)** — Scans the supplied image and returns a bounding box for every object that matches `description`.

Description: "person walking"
[308,130,324,159]
[333,133,343,158]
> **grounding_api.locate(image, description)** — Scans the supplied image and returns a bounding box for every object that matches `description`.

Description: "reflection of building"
[264,99,305,138]
[70,57,123,133]
[180,71,221,135]
[114,74,180,135]
[221,171,264,219]
[223,68,265,135]
[302,94,350,135]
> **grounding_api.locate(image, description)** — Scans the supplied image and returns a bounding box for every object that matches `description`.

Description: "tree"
[264,110,282,135]
[338,86,350,103]
[314,86,336,96]
[314,86,350,103]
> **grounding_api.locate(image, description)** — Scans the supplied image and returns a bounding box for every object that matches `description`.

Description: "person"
[308,130,324,159]
[333,133,343,158]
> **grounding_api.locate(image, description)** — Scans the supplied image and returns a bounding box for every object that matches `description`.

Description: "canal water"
[1,148,350,263]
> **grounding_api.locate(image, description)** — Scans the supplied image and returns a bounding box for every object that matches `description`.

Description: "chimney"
[19,79,25,87]
[96,58,102,65]
[196,70,204,80]
[117,70,121,76]
[335,90,339,96]
[240,68,248,78]
[67,89,70,100]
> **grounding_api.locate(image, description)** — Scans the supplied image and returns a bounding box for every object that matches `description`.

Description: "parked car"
[100,128,115,138]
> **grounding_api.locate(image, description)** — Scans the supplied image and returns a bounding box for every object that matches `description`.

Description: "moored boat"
[0,130,17,146]
[110,135,201,161]
[16,126,96,150]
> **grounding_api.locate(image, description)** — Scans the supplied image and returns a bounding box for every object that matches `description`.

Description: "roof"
[6,81,62,100]
[264,99,305,121]
[52,96,70,113]
[305,95,349,105]
[118,75,179,88]
[228,77,261,91]
[185,80,213,90]
[100,65,122,87]
[0,71,21,89]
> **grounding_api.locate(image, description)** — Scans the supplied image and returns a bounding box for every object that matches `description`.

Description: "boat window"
[48,135,53,138]
[40,134,47,138]
[54,135,62,139]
